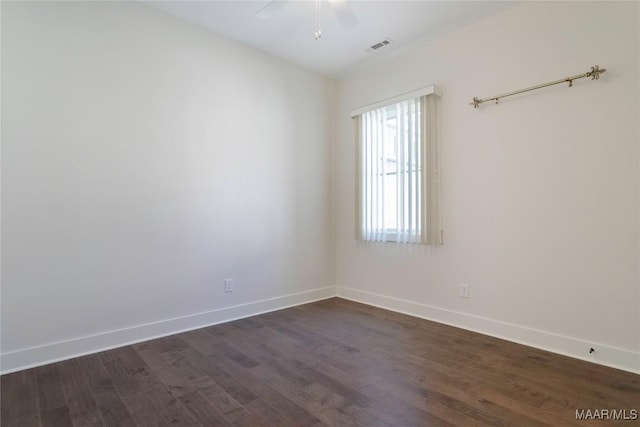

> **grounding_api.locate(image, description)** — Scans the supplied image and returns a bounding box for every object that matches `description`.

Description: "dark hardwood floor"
[2,297,638,426]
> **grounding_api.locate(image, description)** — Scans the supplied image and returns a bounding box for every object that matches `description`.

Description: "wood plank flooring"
[2,297,639,426]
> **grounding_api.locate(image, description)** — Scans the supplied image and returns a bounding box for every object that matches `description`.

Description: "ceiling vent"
[366,38,393,53]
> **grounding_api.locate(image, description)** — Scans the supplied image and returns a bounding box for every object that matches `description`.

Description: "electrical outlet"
[224,279,233,293]
[459,284,469,298]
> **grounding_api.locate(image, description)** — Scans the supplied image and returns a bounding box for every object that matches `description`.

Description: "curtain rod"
[470,65,606,108]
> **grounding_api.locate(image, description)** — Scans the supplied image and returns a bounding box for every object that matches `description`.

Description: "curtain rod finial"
[589,65,606,80]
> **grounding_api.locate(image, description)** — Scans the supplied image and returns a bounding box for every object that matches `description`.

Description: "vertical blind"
[353,86,441,245]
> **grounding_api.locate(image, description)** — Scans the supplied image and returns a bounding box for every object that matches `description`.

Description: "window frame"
[352,85,442,245]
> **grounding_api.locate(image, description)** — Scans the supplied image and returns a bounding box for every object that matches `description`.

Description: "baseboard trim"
[4,285,638,375]
[0,286,337,375]
[337,286,640,374]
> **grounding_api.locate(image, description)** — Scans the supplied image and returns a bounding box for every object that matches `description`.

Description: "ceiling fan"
[255,0,359,40]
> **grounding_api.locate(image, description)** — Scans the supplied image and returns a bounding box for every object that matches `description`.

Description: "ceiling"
[145,1,517,78]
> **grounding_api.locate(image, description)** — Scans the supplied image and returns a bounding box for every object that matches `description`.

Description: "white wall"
[1,1,335,372]
[335,1,639,372]
[2,1,638,375]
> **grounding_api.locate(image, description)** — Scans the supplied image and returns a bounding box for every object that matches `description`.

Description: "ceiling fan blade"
[329,0,358,29]
[255,0,288,20]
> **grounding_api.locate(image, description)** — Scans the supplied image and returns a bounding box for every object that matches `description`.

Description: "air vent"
[366,38,393,53]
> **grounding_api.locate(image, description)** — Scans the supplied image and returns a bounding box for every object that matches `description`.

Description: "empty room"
[1,0,639,426]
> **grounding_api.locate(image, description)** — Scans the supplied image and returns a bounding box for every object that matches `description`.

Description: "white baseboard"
[337,286,640,374]
[4,285,638,375]
[0,286,337,375]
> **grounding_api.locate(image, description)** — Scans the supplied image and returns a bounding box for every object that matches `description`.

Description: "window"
[352,86,441,244]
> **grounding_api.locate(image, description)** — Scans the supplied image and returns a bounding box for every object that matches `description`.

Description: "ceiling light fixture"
[314,0,322,40]
[255,0,358,40]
